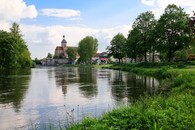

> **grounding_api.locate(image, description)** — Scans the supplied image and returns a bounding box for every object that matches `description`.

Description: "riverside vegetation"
[66,62,195,130]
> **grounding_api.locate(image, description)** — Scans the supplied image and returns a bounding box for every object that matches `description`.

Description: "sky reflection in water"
[0,67,160,129]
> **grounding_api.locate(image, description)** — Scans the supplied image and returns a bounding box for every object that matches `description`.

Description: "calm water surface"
[0,67,160,129]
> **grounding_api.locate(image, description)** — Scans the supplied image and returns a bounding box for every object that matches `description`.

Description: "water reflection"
[0,69,31,112]
[109,70,159,104]
[78,67,97,98]
[0,67,160,130]
[53,67,98,99]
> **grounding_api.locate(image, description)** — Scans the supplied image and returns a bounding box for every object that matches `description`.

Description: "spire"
[61,35,67,44]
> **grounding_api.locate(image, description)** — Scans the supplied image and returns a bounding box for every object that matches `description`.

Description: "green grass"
[66,62,195,130]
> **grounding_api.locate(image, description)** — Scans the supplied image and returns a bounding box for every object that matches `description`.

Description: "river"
[0,67,160,130]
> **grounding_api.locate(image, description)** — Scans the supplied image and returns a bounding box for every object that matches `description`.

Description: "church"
[54,35,68,58]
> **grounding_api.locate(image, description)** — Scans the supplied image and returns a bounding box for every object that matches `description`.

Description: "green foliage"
[174,49,188,61]
[47,53,53,58]
[107,33,126,63]
[0,31,18,68]
[10,22,21,35]
[78,36,98,64]
[0,22,32,69]
[33,58,41,65]
[132,11,156,62]
[67,47,77,64]
[156,4,194,62]
[53,54,59,59]
[126,27,144,62]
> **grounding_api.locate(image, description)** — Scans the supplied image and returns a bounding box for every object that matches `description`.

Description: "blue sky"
[0,0,194,58]
[22,0,143,27]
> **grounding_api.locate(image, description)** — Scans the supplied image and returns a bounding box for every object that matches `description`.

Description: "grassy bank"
[67,63,195,130]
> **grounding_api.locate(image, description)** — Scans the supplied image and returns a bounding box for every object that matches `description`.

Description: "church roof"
[55,46,63,50]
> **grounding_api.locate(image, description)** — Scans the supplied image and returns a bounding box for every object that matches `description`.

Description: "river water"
[0,67,160,130]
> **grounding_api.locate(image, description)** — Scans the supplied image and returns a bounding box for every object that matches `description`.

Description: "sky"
[0,0,194,59]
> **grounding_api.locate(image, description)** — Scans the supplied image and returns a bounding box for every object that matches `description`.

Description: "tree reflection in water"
[0,69,31,112]
[54,67,98,99]
[109,70,159,104]
[54,67,79,96]
[78,67,97,99]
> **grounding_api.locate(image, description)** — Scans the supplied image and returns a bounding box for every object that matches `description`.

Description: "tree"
[189,11,195,34]
[0,22,32,69]
[156,4,194,62]
[0,31,18,68]
[148,21,158,63]
[10,22,21,36]
[47,53,53,58]
[67,47,77,64]
[126,28,144,62]
[10,22,32,68]
[132,11,156,62]
[107,33,126,63]
[33,58,41,65]
[78,36,98,64]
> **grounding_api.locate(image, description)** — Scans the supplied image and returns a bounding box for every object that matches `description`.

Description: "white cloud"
[20,24,131,59]
[0,20,10,31]
[0,0,37,22]
[141,0,195,18]
[40,9,80,18]
[141,0,155,6]
[94,25,131,53]
[20,25,98,58]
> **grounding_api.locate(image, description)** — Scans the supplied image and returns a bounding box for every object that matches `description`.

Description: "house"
[99,52,109,63]
[92,52,109,64]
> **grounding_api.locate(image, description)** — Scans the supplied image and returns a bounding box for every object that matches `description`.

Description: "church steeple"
[61,35,67,48]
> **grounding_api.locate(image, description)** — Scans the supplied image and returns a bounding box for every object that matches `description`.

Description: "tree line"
[0,23,32,69]
[41,4,195,65]
[107,4,195,63]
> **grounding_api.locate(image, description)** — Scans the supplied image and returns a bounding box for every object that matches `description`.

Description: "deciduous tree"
[0,31,18,68]
[126,27,143,62]
[132,11,156,62]
[47,53,53,58]
[67,47,77,64]
[107,33,126,63]
[0,22,32,69]
[157,4,194,62]
[78,36,98,64]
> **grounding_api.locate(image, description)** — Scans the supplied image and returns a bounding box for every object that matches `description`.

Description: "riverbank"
[67,63,195,130]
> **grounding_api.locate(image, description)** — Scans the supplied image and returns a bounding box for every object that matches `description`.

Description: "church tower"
[61,35,67,49]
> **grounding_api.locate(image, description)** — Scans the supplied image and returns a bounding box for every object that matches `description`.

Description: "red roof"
[55,46,63,50]
[100,58,108,61]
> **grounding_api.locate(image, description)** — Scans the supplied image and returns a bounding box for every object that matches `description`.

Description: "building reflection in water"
[54,67,79,96]
[54,67,98,99]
